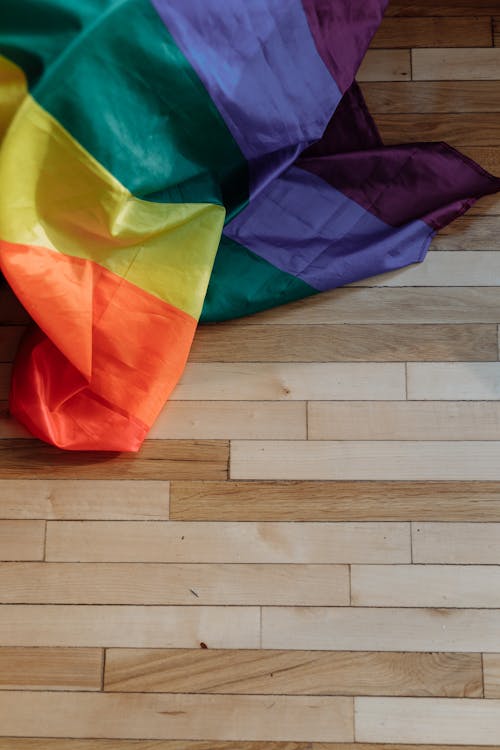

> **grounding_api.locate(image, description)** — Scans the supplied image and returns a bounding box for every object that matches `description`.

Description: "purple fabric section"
[150,0,341,196]
[298,83,500,230]
[224,165,434,292]
[302,0,389,93]
[304,82,383,155]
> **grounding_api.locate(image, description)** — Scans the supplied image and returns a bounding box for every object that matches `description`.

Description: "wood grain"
[0,691,353,742]
[0,520,45,561]
[174,363,406,400]
[1,6,499,746]
[0,742,318,750]
[352,251,500,287]
[104,649,481,697]
[231,440,500,481]
[376,113,500,147]
[0,440,228,480]
[355,697,500,744]
[412,48,500,80]
[0,562,349,606]
[262,607,500,652]
[386,1,500,15]
[45,521,410,563]
[351,564,500,607]
[483,653,500,698]
[460,145,500,174]
[468,192,500,215]
[0,605,260,648]
[0,742,491,750]
[248,287,500,325]
[412,522,500,563]
[360,81,500,113]
[431,216,500,249]
[308,401,500,440]
[149,402,306,439]
[0,479,169,520]
[357,50,411,81]
[371,17,492,48]
[190,324,497,362]
[0,647,102,690]
[407,362,500,400]
[170,480,500,521]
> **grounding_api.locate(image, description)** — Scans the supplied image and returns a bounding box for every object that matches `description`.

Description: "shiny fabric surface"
[0,0,498,450]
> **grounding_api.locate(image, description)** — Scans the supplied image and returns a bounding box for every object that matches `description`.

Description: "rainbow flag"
[1,0,498,450]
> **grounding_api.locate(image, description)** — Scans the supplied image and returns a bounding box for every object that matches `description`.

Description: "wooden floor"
[1,1,500,746]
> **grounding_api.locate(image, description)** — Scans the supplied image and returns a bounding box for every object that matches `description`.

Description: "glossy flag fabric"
[0,0,498,450]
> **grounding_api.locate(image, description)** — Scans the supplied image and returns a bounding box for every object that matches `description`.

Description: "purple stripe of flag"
[299,83,500,230]
[224,165,434,292]
[302,0,388,93]
[150,0,342,195]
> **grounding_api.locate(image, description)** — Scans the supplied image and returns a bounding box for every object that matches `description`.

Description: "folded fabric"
[0,0,498,450]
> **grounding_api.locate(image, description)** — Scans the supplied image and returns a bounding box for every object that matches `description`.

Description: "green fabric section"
[0,0,108,86]
[0,0,248,210]
[200,235,317,322]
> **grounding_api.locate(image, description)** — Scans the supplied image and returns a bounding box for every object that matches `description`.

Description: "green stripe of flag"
[201,235,317,322]
[0,0,248,210]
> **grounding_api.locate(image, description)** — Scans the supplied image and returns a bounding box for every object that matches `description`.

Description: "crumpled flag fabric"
[0,0,499,451]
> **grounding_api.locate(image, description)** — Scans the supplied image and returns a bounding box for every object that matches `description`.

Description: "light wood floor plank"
[352,251,500,287]
[0,692,353,742]
[0,741,321,750]
[231,440,500,481]
[0,440,228,480]
[149,402,306,440]
[412,522,500,563]
[432,216,500,250]
[174,363,406,400]
[247,287,500,325]
[0,744,491,750]
[352,564,500,607]
[370,17,492,48]
[170,480,500,521]
[0,479,169,520]
[0,647,102,690]
[262,607,500,652]
[376,113,500,147]
[45,521,409,564]
[0,563,349,606]
[357,50,411,81]
[412,48,500,80]
[360,81,500,114]
[407,362,500,400]
[355,697,500,744]
[308,401,500,440]
[104,648,481,697]
[190,324,496,362]
[0,521,45,561]
[1,11,499,746]
[0,606,260,648]
[483,653,500,698]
